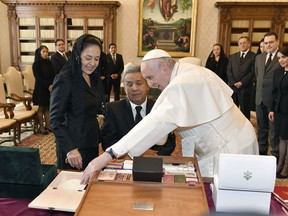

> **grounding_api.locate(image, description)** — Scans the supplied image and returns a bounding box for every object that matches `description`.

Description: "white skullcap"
[142,49,171,62]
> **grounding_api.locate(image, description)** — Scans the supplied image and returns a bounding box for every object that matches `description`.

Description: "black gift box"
[132,157,163,182]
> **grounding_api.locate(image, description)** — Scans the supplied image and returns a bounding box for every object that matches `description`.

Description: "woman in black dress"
[32,45,55,134]
[50,34,105,170]
[205,43,229,83]
[268,46,288,178]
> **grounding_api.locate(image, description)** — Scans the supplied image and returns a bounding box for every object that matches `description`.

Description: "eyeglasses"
[264,41,276,45]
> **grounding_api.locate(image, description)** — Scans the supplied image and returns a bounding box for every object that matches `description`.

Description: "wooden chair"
[3,69,37,142]
[0,74,17,145]
[178,57,202,66]
[5,67,33,110]
[22,64,35,95]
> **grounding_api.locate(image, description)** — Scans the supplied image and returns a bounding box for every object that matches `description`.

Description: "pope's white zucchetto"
[141,49,171,62]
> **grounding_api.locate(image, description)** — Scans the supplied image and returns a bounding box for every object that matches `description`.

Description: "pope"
[81,49,259,184]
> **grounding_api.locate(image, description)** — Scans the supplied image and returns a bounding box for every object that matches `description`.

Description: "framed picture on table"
[138,0,198,57]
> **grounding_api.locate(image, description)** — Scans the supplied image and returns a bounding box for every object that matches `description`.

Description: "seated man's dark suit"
[51,52,68,75]
[101,98,176,155]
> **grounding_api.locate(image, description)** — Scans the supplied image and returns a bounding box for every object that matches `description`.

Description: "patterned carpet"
[19,133,57,165]
[18,132,182,165]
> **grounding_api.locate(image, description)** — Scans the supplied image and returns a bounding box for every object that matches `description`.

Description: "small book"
[123,160,133,169]
[163,175,174,183]
[106,159,124,169]
[174,175,186,183]
[273,186,288,203]
[97,170,117,181]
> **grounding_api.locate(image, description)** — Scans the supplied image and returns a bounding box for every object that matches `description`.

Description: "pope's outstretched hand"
[81,152,112,185]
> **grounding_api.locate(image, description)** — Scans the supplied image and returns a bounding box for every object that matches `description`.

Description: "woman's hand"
[66,148,83,170]
[81,152,112,185]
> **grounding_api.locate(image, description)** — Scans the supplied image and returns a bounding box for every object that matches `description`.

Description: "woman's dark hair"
[62,34,102,77]
[278,46,288,57]
[256,38,264,55]
[60,34,104,112]
[34,45,48,62]
[208,43,225,59]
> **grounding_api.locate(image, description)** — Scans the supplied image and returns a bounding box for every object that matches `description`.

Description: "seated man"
[101,64,175,155]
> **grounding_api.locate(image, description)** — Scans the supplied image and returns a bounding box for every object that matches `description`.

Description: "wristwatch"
[106,148,117,159]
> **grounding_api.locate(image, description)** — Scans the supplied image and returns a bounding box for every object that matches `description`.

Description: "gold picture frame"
[138,0,198,57]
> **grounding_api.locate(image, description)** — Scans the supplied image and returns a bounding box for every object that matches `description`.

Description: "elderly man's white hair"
[121,62,141,83]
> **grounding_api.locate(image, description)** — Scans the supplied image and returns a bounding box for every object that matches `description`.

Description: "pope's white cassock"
[110,62,259,177]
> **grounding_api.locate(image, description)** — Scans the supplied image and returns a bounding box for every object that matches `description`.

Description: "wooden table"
[75,156,209,216]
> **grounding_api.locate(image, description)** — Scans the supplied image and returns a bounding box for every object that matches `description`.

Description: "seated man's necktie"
[135,106,142,124]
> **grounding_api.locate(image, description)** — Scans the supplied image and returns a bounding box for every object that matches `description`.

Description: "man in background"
[227,36,256,120]
[51,39,68,75]
[255,32,281,157]
[101,63,175,156]
[106,43,124,101]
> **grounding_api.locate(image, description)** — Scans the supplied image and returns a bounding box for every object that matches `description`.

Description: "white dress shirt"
[129,99,147,120]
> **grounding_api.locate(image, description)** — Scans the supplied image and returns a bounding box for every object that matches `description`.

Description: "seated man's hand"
[67,148,82,170]
[81,152,113,185]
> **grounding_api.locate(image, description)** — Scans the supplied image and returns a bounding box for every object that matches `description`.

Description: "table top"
[75,156,209,216]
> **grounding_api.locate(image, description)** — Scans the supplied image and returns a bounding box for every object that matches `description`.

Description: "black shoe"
[45,127,53,133]
[276,173,288,179]
[276,171,281,175]
[39,129,49,135]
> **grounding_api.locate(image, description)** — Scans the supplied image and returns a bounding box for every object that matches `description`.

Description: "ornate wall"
[0,0,287,74]
[0,3,9,74]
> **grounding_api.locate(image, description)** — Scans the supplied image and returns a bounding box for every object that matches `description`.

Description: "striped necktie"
[63,53,68,61]
[112,54,116,64]
[265,53,272,70]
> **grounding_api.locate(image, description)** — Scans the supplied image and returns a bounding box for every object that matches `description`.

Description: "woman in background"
[256,38,266,55]
[268,46,288,178]
[32,45,55,135]
[50,34,105,170]
[205,43,229,83]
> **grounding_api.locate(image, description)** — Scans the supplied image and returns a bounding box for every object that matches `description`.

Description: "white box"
[216,154,276,192]
[212,181,271,214]
[28,171,86,212]
[212,154,276,214]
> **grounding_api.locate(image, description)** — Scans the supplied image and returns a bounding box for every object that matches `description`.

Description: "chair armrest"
[7,93,32,110]
[0,102,15,119]
[24,89,33,96]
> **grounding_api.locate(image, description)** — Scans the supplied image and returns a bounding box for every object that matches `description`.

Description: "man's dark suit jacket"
[255,51,281,107]
[101,98,175,155]
[227,50,256,91]
[51,52,68,75]
[106,53,124,76]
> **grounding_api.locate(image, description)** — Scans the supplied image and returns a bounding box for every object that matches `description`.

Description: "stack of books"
[97,159,199,185]
[273,186,288,212]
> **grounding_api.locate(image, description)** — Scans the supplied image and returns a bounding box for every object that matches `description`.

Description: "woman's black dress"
[32,58,55,106]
